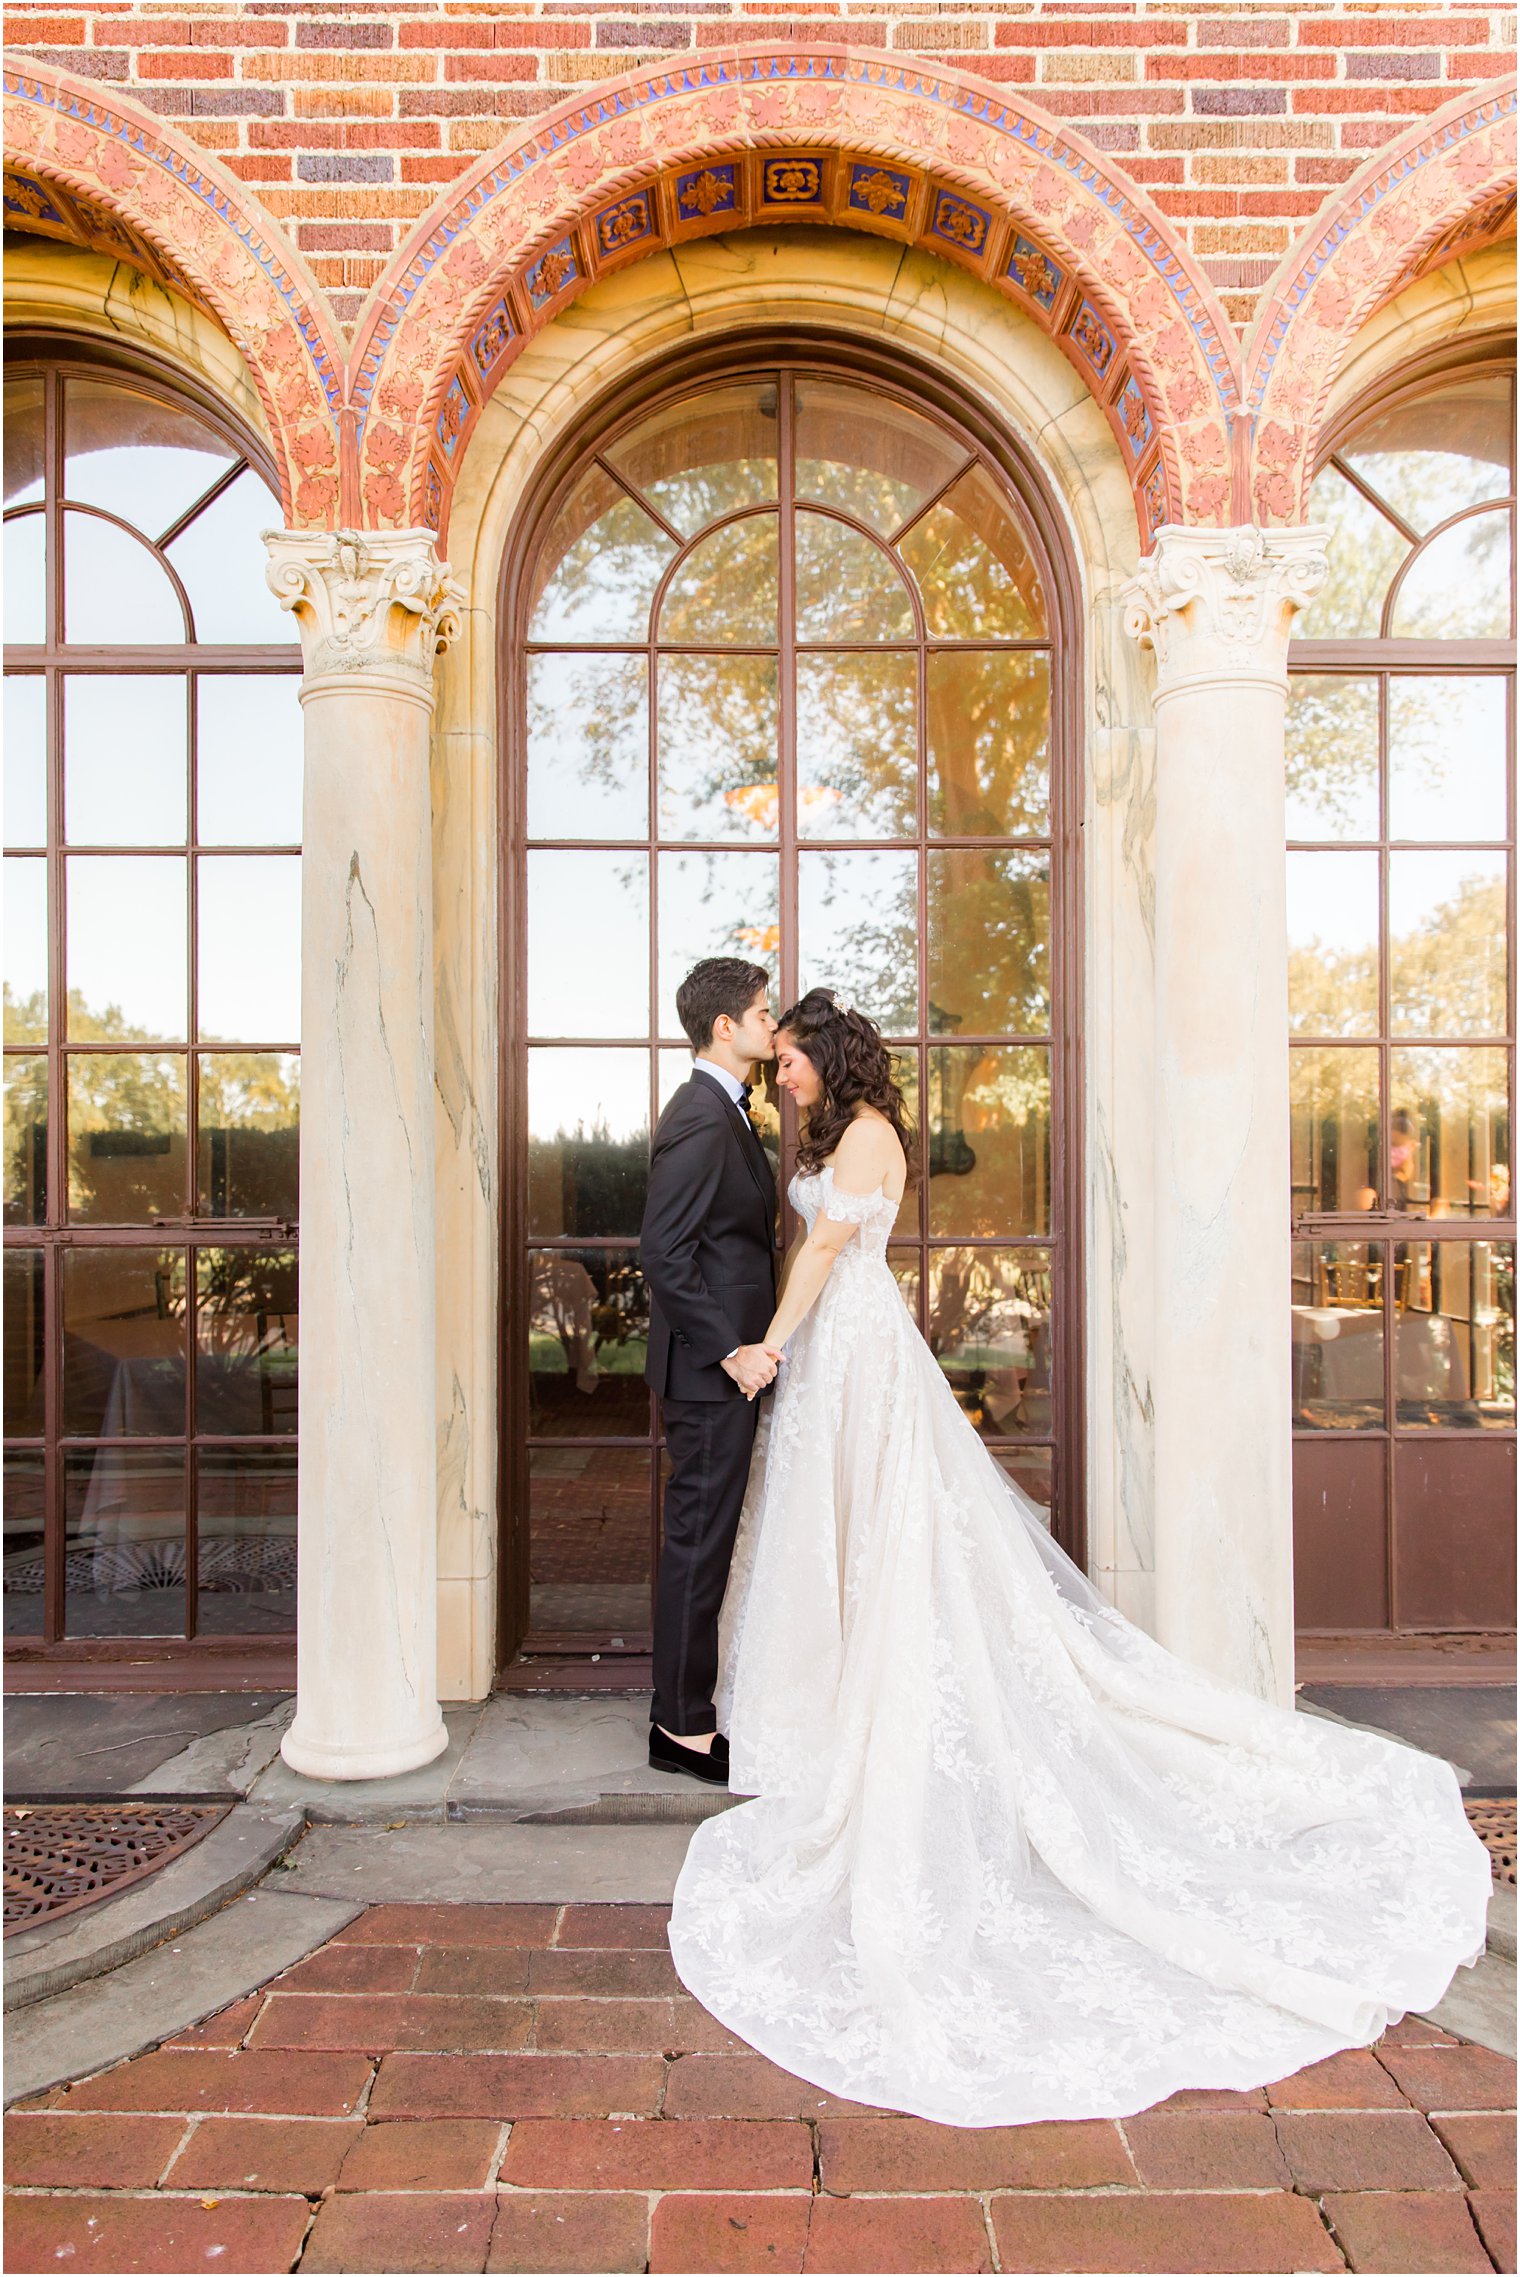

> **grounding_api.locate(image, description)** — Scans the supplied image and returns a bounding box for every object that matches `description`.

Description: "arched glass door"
[505,358,1077,1673]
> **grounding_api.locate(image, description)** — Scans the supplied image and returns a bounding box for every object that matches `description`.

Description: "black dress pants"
[652,1391,761,1734]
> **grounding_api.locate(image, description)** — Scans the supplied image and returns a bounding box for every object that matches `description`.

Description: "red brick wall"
[6,3,1516,327]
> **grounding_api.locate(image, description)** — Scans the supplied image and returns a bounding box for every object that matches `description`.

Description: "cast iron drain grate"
[1464,1796,1517,1887]
[4,1801,231,1936]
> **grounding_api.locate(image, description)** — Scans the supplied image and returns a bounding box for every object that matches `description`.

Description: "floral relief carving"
[264,529,464,692]
[1122,526,1328,694]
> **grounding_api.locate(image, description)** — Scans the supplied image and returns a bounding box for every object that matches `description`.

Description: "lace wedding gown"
[667,1165,1492,2128]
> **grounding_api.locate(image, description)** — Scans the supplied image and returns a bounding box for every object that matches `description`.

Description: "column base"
[279,1715,449,1783]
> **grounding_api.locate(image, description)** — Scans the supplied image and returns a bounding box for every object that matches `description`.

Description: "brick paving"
[4,1903,1514,2274]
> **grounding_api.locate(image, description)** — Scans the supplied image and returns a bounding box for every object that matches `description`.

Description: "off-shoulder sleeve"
[816,1165,887,1226]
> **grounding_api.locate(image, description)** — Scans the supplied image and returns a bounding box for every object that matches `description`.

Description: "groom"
[640,958,781,1787]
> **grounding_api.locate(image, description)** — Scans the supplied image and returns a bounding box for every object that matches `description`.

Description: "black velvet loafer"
[649,1723,729,1786]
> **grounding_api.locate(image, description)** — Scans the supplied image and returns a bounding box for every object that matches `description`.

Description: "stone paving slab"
[5,1902,1515,2276]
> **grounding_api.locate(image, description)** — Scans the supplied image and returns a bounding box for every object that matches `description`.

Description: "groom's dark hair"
[677,958,771,1053]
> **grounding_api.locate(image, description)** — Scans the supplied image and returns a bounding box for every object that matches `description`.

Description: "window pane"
[5,375,44,507]
[928,1044,1050,1236]
[62,1246,186,1436]
[529,1248,650,1436]
[4,856,48,1042]
[1395,1241,1514,1431]
[605,383,778,536]
[65,675,187,846]
[196,1447,297,1633]
[888,1246,921,1316]
[1391,509,1511,640]
[64,512,186,644]
[197,1052,299,1220]
[4,514,46,644]
[657,655,779,841]
[1290,1048,1380,1216]
[927,1247,1052,1440]
[658,852,778,1035]
[530,463,676,642]
[64,376,236,537]
[197,855,301,1042]
[3,1452,46,1636]
[997,1446,1054,1521]
[1287,850,1379,1037]
[165,467,290,644]
[196,1247,297,1434]
[65,1445,187,1638]
[1390,1048,1510,1221]
[67,1053,187,1224]
[928,849,1049,1035]
[799,849,918,1033]
[66,854,186,1041]
[4,1248,45,1435]
[794,512,915,642]
[527,1048,648,1238]
[197,676,303,846]
[4,1054,47,1225]
[1285,674,1379,842]
[898,467,1046,637]
[4,677,47,847]
[527,851,648,1038]
[530,1444,651,1640]
[527,653,647,840]
[1389,851,1506,1037]
[795,381,969,535]
[1343,374,1513,537]
[1292,1240,1385,1429]
[659,517,778,646]
[1388,678,1508,843]
[796,653,916,840]
[1295,469,1408,639]
[928,651,1050,838]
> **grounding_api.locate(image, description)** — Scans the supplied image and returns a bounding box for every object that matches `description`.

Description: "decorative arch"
[352,44,1241,547]
[2,53,344,525]
[1243,76,1517,524]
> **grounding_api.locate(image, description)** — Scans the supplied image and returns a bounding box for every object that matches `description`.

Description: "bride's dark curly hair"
[775,989,915,1175]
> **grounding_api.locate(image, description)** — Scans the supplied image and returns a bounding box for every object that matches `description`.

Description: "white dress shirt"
[692,1058,750,1362]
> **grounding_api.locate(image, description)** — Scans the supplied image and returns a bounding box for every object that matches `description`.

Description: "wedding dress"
[667,1165,1493,2128]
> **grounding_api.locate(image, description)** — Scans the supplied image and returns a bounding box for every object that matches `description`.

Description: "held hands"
[721,1343,785,1400]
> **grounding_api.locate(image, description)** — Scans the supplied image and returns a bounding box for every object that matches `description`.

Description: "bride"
[667,988,1492,2129]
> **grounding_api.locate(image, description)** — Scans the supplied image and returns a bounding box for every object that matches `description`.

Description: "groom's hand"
[722,1344,780,1399]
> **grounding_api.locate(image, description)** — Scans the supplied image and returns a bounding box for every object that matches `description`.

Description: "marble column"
[264,530,462,1780]
[1122,526,1326,1707]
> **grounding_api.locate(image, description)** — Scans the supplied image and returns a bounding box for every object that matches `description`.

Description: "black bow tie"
[738,1083,753,1111]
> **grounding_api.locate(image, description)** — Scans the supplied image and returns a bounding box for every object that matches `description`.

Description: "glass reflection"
[1295,468,1408,639]
[928,1045,1050,1236]
[196,1247,297,1434]
[527,851,648,1038]
[196,1448,297,1632]
[1391,510,1511,640]
[795,381,969,535]
[1290,1048,1380,1216]
[64,378,236,536]
[926,1247,1052,1440]
[62,1245,186,1436]
[794,513,914,642]
[1395,1241,1515,1430]
[658,852,778,1034]
[657,655,780,841]
[67,1053,187,1224]
[528,1248,651,1437]
[5,678,46,847]
[530,464,677,642]
[197,677,303,846]
[4,1249,45,1436]
[1389,851,1506,1037]
[796,653,916,839]
[928,651,1050,837]
[1285,675,1379,842]
[4,515,46,645]
[899,467,1046,637]
[888,1246,921,1315]
[5,376,44,506]
[65,676,187,846]
[3,1453,46,1636]
[64,512,186,644]
[659,518,778,645]
[799,849,918,1033]
[1388,678,1507,843]
[1389,1048,1510,1221]
[165,468,292,645]
[606,383,778,536]
[529,1444,651,1638]
[1291,1240,1385,1429]
[4,856,48,1042]
[527,1048,648,1238]
[197,855,301,1042]
[65,1446,188,1638]
[4,1055,47,1225]
[197,1053,300,1220]
[1287,850,1379,1036]
[1343,375,1513,536]
[996,1446,1053,1519]
[527,653,647,840]
[928,850,1049,1035]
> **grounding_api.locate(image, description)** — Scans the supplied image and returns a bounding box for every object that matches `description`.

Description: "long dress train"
[666,1167,1493,2128]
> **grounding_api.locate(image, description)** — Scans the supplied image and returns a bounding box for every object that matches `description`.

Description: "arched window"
[1287,356,1516,1635]
[503,353,1079,1674]
[3,347,303,1660]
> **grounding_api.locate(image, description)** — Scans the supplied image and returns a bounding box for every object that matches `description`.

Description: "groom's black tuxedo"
[640,1068,777,1734]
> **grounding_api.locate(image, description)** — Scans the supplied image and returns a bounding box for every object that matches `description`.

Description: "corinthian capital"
[264,529,464,695]
[1122,526,1327,703]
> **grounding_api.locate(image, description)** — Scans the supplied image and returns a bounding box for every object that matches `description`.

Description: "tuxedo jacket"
[640,1071,778,1402]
